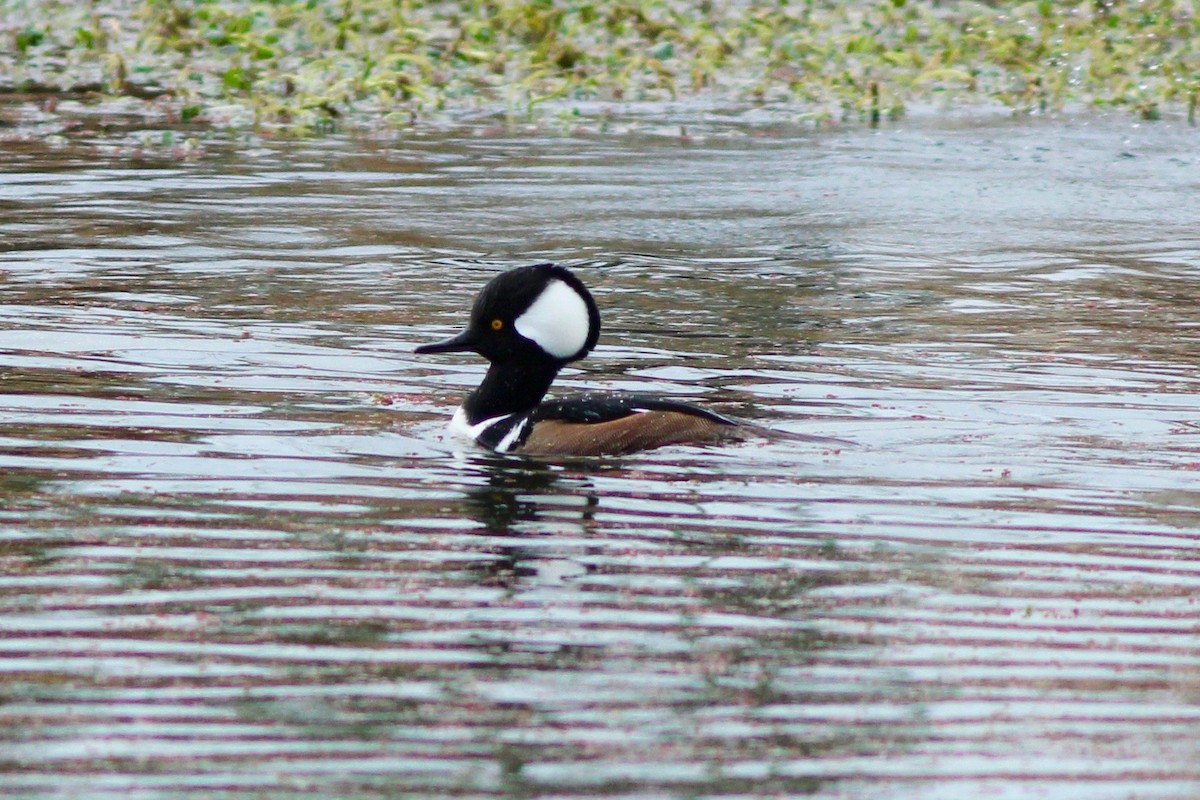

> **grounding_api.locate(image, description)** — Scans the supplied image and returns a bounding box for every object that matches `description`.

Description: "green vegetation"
[3,0,1199,132]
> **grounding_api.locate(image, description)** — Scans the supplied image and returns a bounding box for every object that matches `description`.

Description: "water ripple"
[2,118,1199,799]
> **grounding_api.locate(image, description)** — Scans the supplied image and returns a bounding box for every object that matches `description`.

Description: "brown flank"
[519,411,740,456]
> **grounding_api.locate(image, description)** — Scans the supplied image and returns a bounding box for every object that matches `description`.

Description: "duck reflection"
[458,454,601,588]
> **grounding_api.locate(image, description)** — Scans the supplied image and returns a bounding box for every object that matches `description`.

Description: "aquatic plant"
[2,0,1197,132]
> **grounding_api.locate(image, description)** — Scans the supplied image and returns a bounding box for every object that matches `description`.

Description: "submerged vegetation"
[2,0,1199,132]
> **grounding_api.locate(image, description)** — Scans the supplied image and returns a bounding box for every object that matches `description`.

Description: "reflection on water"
[2,114,1200,799]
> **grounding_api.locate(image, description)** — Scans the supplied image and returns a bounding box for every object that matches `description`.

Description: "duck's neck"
[461,360,560,423]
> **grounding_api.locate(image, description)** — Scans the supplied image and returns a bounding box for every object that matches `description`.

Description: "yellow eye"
[490,319,504,331]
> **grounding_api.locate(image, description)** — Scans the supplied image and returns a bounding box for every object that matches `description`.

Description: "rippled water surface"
[2,113,1200,799]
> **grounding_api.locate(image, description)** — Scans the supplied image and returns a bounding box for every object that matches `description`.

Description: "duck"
[415,263,750,456]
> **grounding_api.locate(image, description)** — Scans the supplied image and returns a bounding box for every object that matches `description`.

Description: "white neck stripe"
[494,417,529,452]
[449,406,512,441]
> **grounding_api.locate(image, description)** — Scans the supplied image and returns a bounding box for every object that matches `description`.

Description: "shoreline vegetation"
[2,0,1198,136]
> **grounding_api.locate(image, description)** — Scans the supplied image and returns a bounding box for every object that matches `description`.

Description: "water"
[2,110,1200,799]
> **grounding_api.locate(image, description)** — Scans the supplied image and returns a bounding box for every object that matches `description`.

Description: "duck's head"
[415,263,601,366]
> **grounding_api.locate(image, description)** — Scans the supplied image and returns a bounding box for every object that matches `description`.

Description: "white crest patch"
[514,279,590,359]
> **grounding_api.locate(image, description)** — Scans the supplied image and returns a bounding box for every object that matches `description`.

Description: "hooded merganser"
[415,263,746,456]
